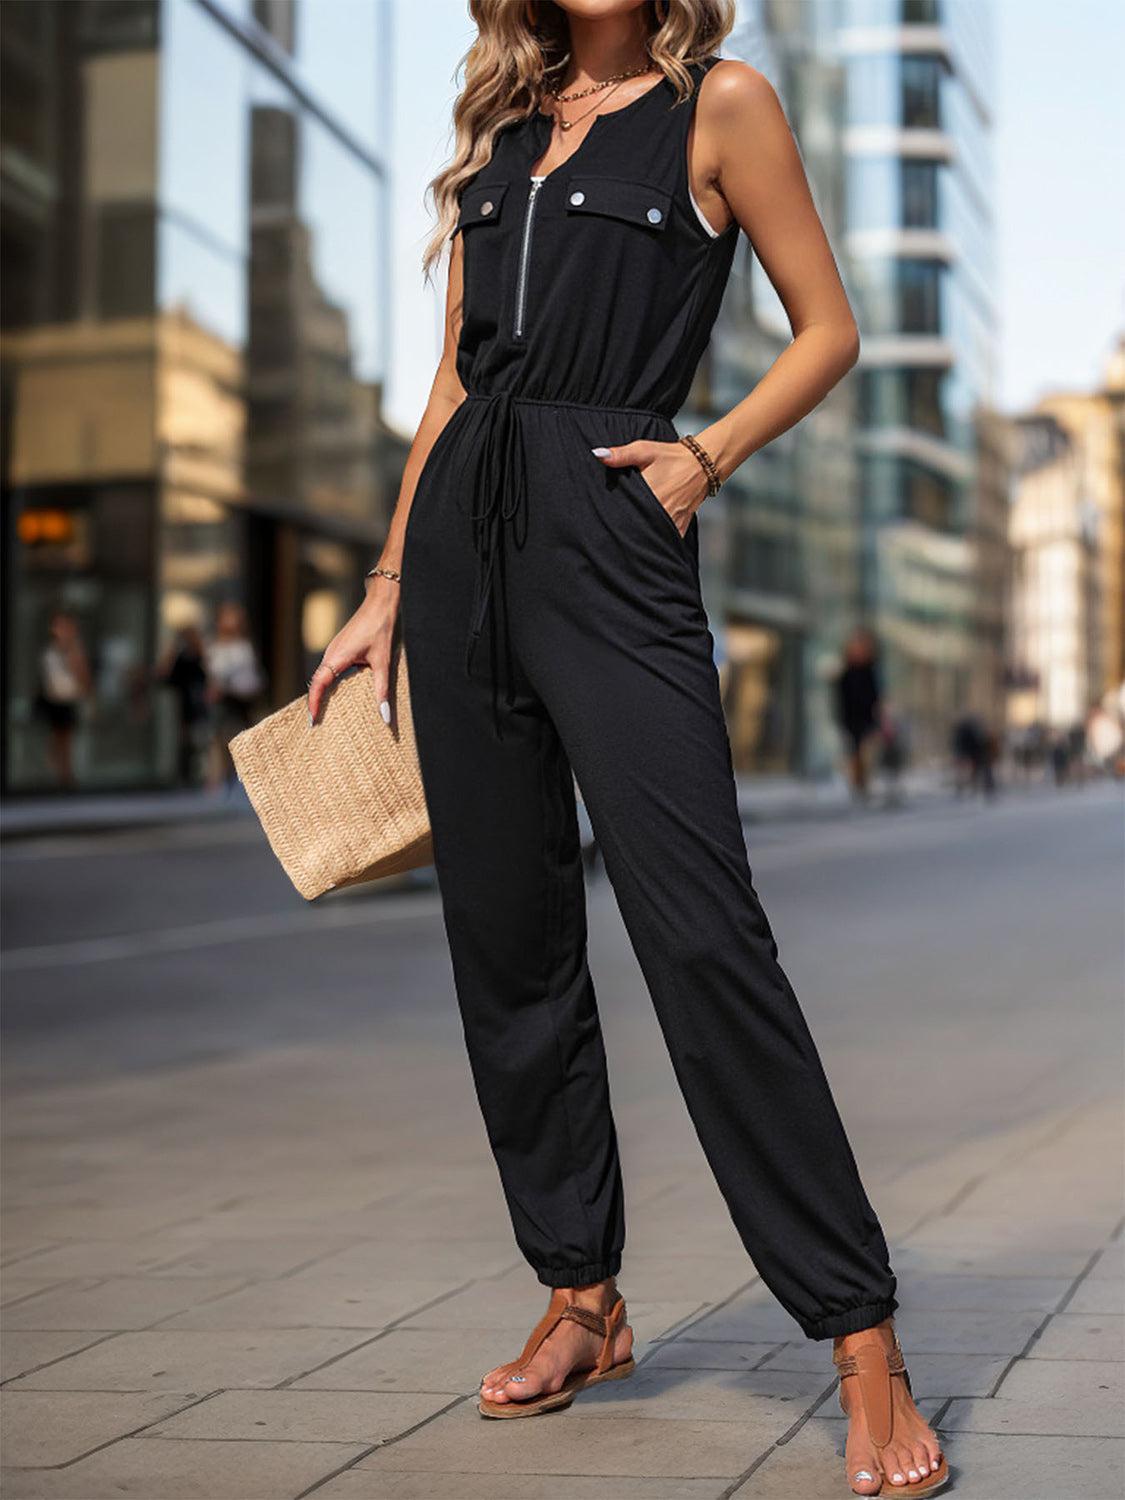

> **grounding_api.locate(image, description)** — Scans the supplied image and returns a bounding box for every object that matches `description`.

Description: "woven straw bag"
[230,659,432,900]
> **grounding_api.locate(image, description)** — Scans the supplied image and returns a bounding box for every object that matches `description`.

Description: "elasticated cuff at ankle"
[535,1254,622,1289]
[801,1298,899,1341]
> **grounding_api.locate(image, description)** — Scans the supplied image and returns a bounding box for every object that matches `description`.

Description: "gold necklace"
[549,63,653,105]
[551,80,628,134]
[549,67,657,134]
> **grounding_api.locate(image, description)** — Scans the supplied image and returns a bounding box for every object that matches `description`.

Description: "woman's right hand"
[307,575,401,727]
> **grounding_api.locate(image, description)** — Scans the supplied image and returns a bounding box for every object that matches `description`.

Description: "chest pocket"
[455,180,511,343]
[455,180,510,235]
[563,175,672,232]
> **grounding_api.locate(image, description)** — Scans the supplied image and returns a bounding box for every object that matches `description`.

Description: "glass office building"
[1,0,394,792]
[701,0,1001,772]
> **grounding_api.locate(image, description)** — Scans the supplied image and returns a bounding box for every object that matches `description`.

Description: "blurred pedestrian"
[952,712,995,798]
[205,602,265,791]
[834,627,881,802]
[1049,730,1072,787]
[157,624,211,787]
[33,610,92,790]
[876,702,909,808]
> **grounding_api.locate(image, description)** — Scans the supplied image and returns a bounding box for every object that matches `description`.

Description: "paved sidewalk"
[2,790,1122,1498]
[2,1051,1120,1498]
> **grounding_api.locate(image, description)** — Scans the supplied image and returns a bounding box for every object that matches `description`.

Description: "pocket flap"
[563,175,672,231]
[456,180,509,231]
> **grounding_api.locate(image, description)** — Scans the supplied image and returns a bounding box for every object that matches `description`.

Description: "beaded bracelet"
[678,433,723,497]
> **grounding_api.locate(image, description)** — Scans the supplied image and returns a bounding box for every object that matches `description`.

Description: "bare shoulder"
[696,58,784,129]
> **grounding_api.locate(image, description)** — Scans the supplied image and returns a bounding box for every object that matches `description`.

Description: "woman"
[205,602,265,791]
[35,610,91,789]
[308,3,946,1494]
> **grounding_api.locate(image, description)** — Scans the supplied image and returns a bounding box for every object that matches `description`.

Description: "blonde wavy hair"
[422,0,735,280]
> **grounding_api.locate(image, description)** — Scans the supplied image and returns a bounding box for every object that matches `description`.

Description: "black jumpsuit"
[401,56,898,1340]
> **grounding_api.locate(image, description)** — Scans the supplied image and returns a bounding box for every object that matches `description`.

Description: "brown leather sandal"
[834,1325,950,1496]
[478,1287,635,1418]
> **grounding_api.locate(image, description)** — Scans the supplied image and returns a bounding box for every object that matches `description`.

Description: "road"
[2,781,1122,1498]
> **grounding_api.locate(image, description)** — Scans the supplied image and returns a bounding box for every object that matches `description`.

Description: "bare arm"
[593,61,860,532]
[307,235,468,724]
[692,60,860,475]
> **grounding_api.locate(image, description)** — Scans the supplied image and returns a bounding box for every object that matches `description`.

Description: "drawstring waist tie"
[462,389,673,737]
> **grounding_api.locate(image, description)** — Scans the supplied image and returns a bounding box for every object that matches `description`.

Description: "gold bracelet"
[365,566,401,584]
[678,433,723,497]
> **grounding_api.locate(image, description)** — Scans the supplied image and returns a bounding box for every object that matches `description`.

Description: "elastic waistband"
[464,391,674,423]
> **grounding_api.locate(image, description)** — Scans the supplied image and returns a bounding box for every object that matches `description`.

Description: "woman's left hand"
[592,441,709,537]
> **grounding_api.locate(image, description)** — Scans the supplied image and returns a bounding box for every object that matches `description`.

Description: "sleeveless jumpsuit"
[401,57,898,1340]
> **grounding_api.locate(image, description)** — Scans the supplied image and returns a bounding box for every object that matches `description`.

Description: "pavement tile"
[0,1331,114,1382]
[889,1244,1096,1278]
[1,1389,194,1466]
[573,1364,832,1421]
[290,1327,517,1394]
[0,1206,206,1242]
[930,1432,1125,1498]
[13,1234,358,1281]
[142,1388,454,1443]
[1,1276,246,1332]
[0,1242,60,1270]
[666,1298,804,1345]
[3,1239,226,1279]
[353,1400,763,1477]
[888,1308,1044,1355]
[1089,1240,1125,1280]
[155,1275,458,1331]
[896,1274,1070,1313]
[1028,1312,1124,1361]
[0,1439,366,1499]
[741,1423,1125,1497]
[1066,1278,1125,1316]
[902,1214,1119,1255]
[314,1473,726,1499]
[4,1328,371,1391]
[614,1255,755,1304]
[284,1237,518,1283]
[760,1345,1010,1397]
[944,1357,1123,1436]
[643,1341,786,1373]
[0,1278,81,1308]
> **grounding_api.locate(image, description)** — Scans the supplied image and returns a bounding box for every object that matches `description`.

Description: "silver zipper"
[513,179,544,340]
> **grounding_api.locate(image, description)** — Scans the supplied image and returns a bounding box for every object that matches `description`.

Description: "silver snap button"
[569,190,585,206]
[647,207,663,224]
[480,200,494,216]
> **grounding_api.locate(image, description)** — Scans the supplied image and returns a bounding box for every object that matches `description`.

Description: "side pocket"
[632,464,691,551]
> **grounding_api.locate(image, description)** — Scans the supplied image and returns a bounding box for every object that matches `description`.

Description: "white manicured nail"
[591,447,611,457]
[379,700,391,724]
[308,707,314,727]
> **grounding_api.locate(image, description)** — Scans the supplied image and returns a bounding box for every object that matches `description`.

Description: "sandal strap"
[506,1291,627,1381]
[833,1343,907,1380]
[560,1303,609,1338]
[832,1328,907,1450]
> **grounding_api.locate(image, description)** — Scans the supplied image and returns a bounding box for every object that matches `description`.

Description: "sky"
[385,0,1125,434]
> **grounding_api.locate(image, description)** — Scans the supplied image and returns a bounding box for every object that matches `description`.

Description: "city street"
[2,782,1122,1498]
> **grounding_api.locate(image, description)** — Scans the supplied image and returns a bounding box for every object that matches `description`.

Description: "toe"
[912,1442,933,1478]
[848,1467,881,1496]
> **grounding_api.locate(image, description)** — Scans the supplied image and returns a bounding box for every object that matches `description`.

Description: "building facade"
[696,0,1002,774]
[1,0,395,793]
[1007,342,1125,733]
